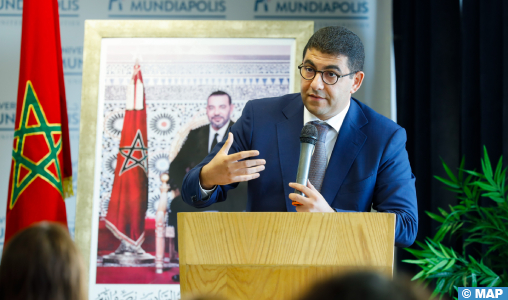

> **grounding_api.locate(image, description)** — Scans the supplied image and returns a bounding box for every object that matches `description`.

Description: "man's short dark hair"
[303,26,365,74]
[208,90,231,105]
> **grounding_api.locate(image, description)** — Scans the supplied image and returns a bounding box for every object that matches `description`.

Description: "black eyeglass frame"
[298,64,357,85]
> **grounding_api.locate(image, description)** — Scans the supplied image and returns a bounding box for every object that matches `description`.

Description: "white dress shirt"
[208,123,229,153]
[303,99,350,163]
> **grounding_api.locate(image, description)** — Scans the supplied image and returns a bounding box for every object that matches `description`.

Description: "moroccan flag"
[105,63,149,247]
[5,0,72,243]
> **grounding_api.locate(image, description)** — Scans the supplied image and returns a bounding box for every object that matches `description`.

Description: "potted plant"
[404,147,508,299]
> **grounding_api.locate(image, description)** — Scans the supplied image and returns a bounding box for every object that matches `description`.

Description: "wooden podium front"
[178,212,395,300]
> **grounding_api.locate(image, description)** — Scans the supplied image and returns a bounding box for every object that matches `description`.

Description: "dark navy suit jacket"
[181,93,418,247]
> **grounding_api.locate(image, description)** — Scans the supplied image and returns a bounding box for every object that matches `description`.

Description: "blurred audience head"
[298,271,430,300]
[187,296,229,300]
[0,221,87,300]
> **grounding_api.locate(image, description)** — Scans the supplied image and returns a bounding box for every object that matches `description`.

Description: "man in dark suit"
[169,91,236,194]
[181,26,418,248]
[167,91,247,268]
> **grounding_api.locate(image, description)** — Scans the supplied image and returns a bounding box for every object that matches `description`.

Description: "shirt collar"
[303,98,351,132]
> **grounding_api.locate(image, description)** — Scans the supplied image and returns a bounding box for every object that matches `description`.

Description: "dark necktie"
[210,132,219,152]
[308,121,331,192]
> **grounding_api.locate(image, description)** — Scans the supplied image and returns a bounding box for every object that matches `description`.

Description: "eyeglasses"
[298,64,357,85]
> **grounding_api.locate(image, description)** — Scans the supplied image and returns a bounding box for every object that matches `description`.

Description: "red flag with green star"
[5,0,72,243]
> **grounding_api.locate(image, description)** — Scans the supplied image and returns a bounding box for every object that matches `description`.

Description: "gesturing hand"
[199,132,266,189]
[289,180,335,212]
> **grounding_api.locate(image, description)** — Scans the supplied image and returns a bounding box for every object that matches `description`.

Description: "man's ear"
[230,104,235,113]
[350,71,365,94]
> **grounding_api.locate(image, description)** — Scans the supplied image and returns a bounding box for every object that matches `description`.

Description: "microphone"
[292,124,318,206]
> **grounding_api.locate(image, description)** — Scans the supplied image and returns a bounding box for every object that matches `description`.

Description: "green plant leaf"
[427,211,446,223]
[475,259,498,277]
[483,146,493,178]
[435,176,461,189]
[481,191,501,198]
[428,259,449,274]
[427,243,446,259]
[481,208,501,229]
[405,248,435,259]
[472,181,498,192]
[481,192,505,203]
[471,273,477,287]
[444,187,463,193]
[431,278,445,299]
[439,244,451,258]
[488,277,500,287]
[494,156,503,181]
[438,207,449,217]
[412,269,426,281]
[441,158,458,183]
[450,222,464,237]
[402,259,428,265]
[464,170,485,178]
[443,259,456,271]
[463,185,473,200]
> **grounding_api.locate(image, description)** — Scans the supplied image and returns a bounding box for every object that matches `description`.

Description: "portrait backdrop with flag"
[0,0,392,247]
[5,0,72,243]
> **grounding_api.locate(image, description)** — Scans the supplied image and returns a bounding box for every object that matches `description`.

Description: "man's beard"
[211,116,228,129]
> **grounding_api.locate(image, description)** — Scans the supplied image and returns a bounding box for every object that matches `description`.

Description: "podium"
[178,212,395,300]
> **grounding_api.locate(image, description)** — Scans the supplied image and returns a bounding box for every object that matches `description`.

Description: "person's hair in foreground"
[303,26,365,75]
[298,271,431,300]
[0,222,87,300]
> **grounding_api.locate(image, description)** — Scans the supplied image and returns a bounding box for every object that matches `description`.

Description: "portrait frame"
[75,19,314,286]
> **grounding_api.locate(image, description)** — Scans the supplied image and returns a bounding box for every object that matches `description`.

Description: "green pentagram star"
[10,81,64,209]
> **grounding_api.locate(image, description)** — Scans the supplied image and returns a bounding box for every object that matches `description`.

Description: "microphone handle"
[293,142,315,206]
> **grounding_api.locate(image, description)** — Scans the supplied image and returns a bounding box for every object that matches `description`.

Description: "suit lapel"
[321,99,368,205]
[277,98,304,212]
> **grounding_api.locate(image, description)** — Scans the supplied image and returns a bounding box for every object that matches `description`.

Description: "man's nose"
[310,73,325,90]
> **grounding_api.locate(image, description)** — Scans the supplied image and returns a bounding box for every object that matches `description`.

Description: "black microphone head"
[300,124,318,145]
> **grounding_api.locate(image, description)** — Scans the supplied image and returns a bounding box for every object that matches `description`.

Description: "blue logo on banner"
[254,0,268,12]
[108,0,226,13]
[459,288,508,299]
[252,0,369,20]
[0,102,16,131]
[0,0,23,12]
[0,0,79,16]
[62,46,83,76]
[58,0,79,12]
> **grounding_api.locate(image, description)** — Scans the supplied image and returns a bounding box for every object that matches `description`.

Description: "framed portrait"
[76,20,313,299]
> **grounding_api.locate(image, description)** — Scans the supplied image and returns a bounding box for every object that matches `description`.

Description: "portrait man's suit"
[181,93,418,247]
[168,120,247,251]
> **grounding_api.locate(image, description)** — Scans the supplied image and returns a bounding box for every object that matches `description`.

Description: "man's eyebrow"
[303,59,342,72]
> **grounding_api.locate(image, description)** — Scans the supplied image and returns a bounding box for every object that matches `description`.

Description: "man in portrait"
[167,91,247,271]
